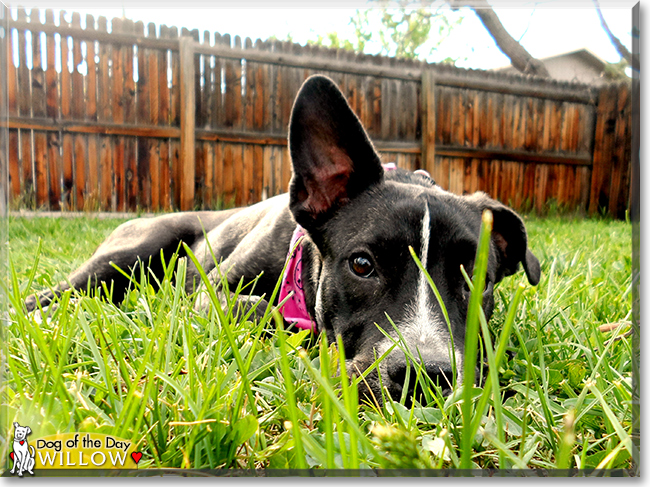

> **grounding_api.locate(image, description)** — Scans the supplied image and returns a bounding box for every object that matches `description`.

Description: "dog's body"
[27,75,540,401]
[10,422,35,476]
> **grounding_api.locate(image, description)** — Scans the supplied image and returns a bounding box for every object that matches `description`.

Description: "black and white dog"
[27,75,540,401]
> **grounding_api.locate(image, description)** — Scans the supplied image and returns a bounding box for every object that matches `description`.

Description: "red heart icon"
[10,452,14,460]
[20,441,25,445]
[131,452,142,465]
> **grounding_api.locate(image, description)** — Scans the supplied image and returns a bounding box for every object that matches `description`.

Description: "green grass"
[1,214,635,473]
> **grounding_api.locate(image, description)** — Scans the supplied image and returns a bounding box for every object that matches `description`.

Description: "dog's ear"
[467,192,541,286]
[25,426,31,435]
[288,75,383,230]
[13,422,19,429]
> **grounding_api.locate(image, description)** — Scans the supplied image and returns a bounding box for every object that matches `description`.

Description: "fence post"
[421,68,436,178]
[179,36,195,211]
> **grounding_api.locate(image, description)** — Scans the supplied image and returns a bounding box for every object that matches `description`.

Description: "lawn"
[1,214,636,474]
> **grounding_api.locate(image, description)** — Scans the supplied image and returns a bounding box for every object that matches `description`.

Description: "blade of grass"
[337,334,359,469]
[319,337,337,469]
[460,209,493,470]
[182,243,257,415]
[274,311,308,469]
[587,381,633,459]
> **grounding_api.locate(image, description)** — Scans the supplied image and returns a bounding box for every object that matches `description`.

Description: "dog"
[10,422,36,476]
[26,75,540,402]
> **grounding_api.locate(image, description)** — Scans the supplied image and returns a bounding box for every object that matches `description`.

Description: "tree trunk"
[594,0,638,71]
[452,0,551,77]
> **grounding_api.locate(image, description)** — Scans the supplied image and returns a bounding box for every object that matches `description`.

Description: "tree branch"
[450,0,550,77]
[594,0,638,71]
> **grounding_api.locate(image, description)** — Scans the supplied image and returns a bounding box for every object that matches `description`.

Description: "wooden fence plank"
[136,21,151,210]
[70,12,84,207]
[111,17,125,211]
[96,16,112,211]
[589,84,617,214]
[85,14,99,211]
[223,143,234,205]
[123,20,138,211]
[179,36,196,210]
[232,144,243,207]
[195,138,205,207]
[253,144,263,202]
[159,24,171,210]
[203,141,214,209]
[16,8,30,118]
[243,144,254,206]
[281,146,291,193]
[448,158,463,195]
[7,23,18,119]
[9,131,20,204]
[160,138,170,210]
[262,145,272,200]
[30,9,48,208]
[608,83,631,218]
[421,70,436,177]
[213,141,223,206]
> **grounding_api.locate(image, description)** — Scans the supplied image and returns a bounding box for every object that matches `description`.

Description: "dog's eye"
[349,254,375,278]
[462,278,493,298]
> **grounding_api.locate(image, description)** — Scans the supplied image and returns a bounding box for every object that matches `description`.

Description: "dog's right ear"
[288,75,383,231]
[13,422,19,429]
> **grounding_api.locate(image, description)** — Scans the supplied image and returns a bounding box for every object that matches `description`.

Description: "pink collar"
[278,163,403,332]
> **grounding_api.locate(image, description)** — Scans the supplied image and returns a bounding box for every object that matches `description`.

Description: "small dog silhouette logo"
[10,422,36,476]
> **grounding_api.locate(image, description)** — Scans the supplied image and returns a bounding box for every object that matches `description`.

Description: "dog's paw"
[24,294,37,312]
[33,304,58,324]
[238,295,271,323]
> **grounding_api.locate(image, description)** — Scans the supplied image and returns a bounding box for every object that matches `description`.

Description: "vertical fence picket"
[111,17,125,211]
[85,14,99,211]
[136,20,151,210]
[16,8,34,208]
[29,9,49,209]
[179,34,195,211]
[121,19,137,211]
[96,16,112,211]
[147,22,161,212]
[7,16,20,205]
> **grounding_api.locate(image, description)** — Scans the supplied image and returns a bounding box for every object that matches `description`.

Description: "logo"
[8,425,142,472]
[9,422,36,476]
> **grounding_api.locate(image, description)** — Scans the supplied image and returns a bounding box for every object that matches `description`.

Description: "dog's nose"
[387,358,455,398]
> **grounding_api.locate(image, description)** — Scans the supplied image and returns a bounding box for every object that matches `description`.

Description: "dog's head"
[288,75,540,403]
[13,422,31,442]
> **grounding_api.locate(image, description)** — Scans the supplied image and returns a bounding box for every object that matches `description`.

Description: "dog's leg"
[191,218,293,323]
[193,252,274,323]
[26,451,35,475]
[17,452,24,476]
[25,212,229,312]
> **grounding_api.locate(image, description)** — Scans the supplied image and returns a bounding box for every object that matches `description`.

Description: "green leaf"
[229,415,259,445]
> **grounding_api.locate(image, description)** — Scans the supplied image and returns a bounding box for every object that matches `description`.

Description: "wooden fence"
[1,7,632,218]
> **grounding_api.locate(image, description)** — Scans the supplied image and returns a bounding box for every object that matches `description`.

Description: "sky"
[5,0,637,73]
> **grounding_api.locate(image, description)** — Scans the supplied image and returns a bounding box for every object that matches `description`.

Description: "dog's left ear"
[467,192,541,286]
[26,426,31,435]
[288,75,384,230]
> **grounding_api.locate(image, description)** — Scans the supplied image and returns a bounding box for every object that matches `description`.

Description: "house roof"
[493,48,608,72]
